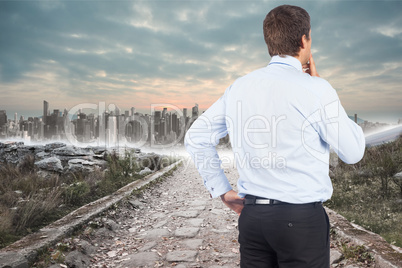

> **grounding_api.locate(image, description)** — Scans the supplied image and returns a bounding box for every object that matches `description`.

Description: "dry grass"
[326,135,402,247]
[0,150,178,249]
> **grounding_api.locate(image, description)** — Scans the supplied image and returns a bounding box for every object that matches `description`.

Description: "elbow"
[343,137,366,164]
[344,150,364,164]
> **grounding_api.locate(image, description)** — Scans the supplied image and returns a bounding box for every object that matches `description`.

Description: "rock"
[120,252,159,267]
[165,250,198,262]
[78,240,96,255]
[48,264,62,268]
[173,265,187,268]
[107,250,117,257]
[44,142,66,151]
[210,208,225,215]
[139,167,152,175]
[150,212,166,219]
[192,205,206,211]
[358,169,373,178]
[141,228,170,239]
[104,219,119,231]
[67,159,96,173]
[182,239,203,249]
[89,146,107,155]
[394,171,402,179]
[36,151,49,159]
[212,228,230,234]
[174,227,200,238]
[138,241,157,252]
[330,249,343,264]
[53,146,92,157]
[188,200,207,206]
[172,210,200,218]
[187,218,204,227]
[64,250,91,268]
[154,220,167,228]
[35,157,63,172]
[68,159,96,166]
[129,200,144,209]
[0,142,25,164]
[48,265,62,268]
[95,227,112,238]
[0,252,29,268]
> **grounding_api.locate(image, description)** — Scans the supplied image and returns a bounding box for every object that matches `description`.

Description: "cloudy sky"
[0,0,401,123]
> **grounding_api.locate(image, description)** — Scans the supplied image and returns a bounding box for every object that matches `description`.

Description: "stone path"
[45,161,372,268]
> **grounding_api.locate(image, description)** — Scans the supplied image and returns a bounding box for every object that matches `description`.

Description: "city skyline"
[0,100,202,146]
[1,1,402,124]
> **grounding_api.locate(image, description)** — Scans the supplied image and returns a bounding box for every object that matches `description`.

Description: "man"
[185,4,365,268]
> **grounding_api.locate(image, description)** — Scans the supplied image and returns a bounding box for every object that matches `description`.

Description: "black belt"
[243,195,322,206]
[243,195,288,205]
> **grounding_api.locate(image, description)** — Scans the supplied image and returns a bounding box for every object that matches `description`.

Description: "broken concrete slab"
[165,250,198,262]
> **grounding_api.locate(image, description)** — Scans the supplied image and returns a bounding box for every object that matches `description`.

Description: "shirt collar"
[268,55,303,72]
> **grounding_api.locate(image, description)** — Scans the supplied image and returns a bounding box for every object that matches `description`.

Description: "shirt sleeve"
[184,86,232,198]
[311,79,366,164]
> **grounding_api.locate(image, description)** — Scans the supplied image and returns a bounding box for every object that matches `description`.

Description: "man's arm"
[184,87,244,214]
[184,96,231,198]
[307,55,365,164]
[319,95,366,164]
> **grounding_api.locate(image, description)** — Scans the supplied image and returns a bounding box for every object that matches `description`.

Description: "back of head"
[263,5,310,57]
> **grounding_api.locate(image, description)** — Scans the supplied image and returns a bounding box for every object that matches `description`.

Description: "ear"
[300,34,307,49]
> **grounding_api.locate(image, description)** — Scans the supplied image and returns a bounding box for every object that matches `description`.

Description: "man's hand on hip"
[220,190,245,215]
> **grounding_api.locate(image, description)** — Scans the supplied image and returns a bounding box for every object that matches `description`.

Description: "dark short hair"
[263,5,310,57]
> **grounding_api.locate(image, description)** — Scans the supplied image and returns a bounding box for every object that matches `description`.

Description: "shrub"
[62,181,91,206]
[0,148,178,249]
[326,135,402,247]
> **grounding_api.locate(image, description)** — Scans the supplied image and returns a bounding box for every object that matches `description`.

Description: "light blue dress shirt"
[185,55,365,203]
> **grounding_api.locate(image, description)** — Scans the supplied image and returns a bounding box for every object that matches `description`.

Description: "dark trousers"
[238,198,330,268]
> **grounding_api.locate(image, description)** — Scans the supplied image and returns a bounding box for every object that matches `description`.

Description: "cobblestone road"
[48,160,369,268]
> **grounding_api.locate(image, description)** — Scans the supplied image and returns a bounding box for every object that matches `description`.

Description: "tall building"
[154,111,161,140]
[160,117,166,140]
[107,116,117,146]
[131,107,136,121]
[43,100,49,125]
[183,108,187,119]
[172,113,178,134]
[192,103,199,119]
[166,112,172,134]
[0,110,7,134]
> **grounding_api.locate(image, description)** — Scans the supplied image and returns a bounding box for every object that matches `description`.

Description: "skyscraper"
[192,103,199,119]
[183,108,187,119]
[43,100,49,125]
[0,110,7,134]
[107,116,117,146]
[154,111,161,141]
[131,107,136,121]
[172,113,178,134]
